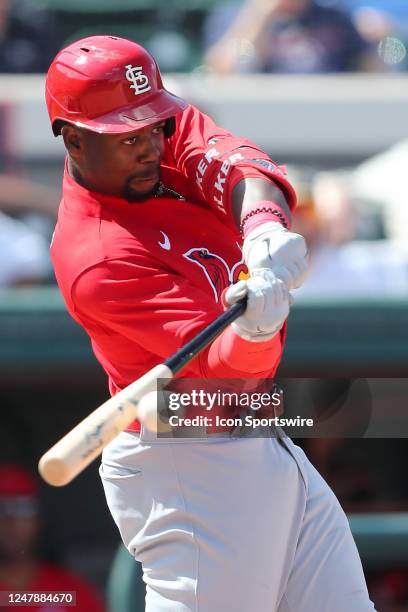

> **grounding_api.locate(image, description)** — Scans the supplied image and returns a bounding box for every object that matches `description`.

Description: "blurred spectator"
[288,167,408,298]
[327,139,408,251]
[204,0,382,74]
[0,93,59,286]
[0,173,59,219]
[367,568,408,611]
[338,0,408,33]
[294,137,408,291]
[0,212,51,286]
[0,173,60,286]
[0,464,105,611]
[335,0,408,69]
[0,0,61,73]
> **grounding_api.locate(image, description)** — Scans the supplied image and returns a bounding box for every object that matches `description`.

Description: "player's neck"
[67,158,90,192]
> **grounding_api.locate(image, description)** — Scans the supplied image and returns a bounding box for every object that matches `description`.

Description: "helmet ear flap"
[164,117,176,138]
[52,119,66,136]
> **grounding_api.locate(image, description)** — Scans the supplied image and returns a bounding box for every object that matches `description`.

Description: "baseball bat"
[38,299,246,487]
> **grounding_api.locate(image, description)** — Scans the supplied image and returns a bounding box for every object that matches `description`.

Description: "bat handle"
[165,298,247,374]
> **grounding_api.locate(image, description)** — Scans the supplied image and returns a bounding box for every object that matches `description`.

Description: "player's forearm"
[200,325,283,378]
[231,176,308,291]
[198,271,288,378]
[231,177,292,230]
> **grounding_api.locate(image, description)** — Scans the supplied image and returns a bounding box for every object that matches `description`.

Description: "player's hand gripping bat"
[38,300,246,487]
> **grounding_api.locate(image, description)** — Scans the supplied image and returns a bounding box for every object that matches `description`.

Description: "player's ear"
[61,125,84,157]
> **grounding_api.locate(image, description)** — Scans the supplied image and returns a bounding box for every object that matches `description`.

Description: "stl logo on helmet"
[125,64,151,95]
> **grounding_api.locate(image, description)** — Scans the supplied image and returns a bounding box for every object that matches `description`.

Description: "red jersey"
[51,105,295,428]
[0,562,105,612]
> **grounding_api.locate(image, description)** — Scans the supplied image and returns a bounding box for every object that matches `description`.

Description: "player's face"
[63,122,166,202]
[0,511,38,561]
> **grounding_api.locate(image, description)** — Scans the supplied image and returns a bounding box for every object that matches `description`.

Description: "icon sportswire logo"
[125,64,151,95]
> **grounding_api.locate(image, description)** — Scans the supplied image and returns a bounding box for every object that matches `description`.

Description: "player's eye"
[122,124,164,144]
[122,136,139,145]
[152,124,165,134]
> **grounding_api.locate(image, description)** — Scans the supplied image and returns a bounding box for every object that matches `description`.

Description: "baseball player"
[45,36,375,611]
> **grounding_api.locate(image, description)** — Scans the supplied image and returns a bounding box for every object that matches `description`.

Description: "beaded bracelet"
[240,206,289,237]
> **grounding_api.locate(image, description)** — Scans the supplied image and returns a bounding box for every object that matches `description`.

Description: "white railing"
[1,73,408,159]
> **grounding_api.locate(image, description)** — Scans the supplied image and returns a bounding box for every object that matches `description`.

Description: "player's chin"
[124,178,160,202]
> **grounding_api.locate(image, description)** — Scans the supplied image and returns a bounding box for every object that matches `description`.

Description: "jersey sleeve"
[72,256,283,381]
[164,104,297,224]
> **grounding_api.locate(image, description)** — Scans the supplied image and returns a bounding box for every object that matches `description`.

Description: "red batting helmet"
[45,35,187,137]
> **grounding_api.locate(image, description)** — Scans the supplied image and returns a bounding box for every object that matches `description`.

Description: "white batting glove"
[242,222,308,291]
[225,269,290,342]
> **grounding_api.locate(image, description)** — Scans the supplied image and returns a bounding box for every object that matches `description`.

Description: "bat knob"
[138,391,174,433]
[38,455,72,487]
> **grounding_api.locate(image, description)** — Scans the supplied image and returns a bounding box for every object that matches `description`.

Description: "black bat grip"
[164,298,247,375]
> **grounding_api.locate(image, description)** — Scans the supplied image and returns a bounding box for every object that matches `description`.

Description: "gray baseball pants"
[100,427,376,611]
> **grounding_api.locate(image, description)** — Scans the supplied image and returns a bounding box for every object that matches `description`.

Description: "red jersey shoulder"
[164,104,297,219]
[52,182,248,308]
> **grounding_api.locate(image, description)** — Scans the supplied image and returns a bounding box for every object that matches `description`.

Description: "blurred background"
[1,0,408,610]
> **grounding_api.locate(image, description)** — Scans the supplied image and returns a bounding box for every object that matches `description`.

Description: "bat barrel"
[38,364,172,486]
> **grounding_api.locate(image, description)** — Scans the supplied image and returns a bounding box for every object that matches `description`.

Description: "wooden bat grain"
[38,364,172,486]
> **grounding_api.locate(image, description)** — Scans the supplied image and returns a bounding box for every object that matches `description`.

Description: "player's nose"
[137,135,162,163]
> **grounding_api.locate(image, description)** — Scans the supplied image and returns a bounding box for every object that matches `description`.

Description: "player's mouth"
[124,169,161,201]
[130,175,157,183]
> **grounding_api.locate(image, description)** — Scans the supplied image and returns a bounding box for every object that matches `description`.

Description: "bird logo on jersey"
[125,64,151,95]
[183,247,248,302]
